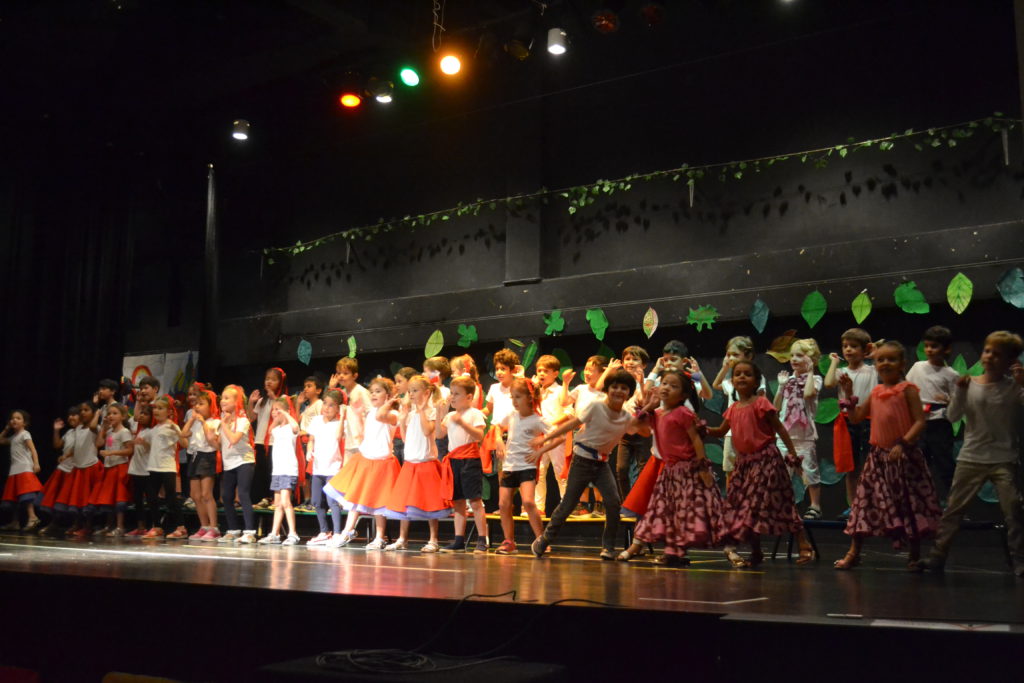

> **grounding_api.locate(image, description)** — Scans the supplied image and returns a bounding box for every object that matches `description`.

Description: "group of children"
[2,326,1022,574]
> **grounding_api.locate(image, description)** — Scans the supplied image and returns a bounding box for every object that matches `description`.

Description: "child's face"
[195,398,211,418]
[264,372,281,396]
[79,404,95,423]
[731,365,757,395]
[408,382,424,403]
[790,347,813,374]
[220,390,238,414]
[725,345,750,366]
[661,353,683,370]
[622,353,645,373]
[369,383,389,407]
[605,382,631,407]
[980,343,1012,375]
[322,397,340,421]
[583,361,603,385]
[874,347,904,381]
[139,385,157,402]
[187,385,200,407]
[8,412,25,430]
[303,381,321,401]
[98,387,114,402]
[924,340,949,364]
[393,375,408,395]
[67,413,80,428]
[842,340,866,365]
[136,408,152,428]
[535,366,558,388]
[659,373,685,407]
[152,402,169,422]
[450,384,472,410]
[336,367,357,388]
[271,403,285,421]
[107,408,124,427]
[495,363,513,386]
[511,387,532,415]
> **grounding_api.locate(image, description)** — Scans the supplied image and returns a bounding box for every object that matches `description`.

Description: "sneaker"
[802,506,822,520]
[258,533,282,545]
[570,504,589,518]
[73,527,91,539]
[599,549,616,561]
[282,534,301,546]
[125,528,146,537]
[218,530,242,543]
[495,540,518,555]
[306,532,332,547]
[142,527,164,539]
[327,529,356,548]
[588,504,606,519]
[165,527,189,539]
[107,527,126,537]
[21,519,41,533]
[473,540,488,554]
[202,528,222,542]
[439,539,466,553]
[365,538,387,550]
[420,541,439,553]
[189,528,209,541]
[385,539,408,551]
[531,537,549,558]
[183,498,196,510]
[92,526,111,537]
[237,530,257,544]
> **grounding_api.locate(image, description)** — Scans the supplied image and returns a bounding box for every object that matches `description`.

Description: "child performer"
[424,355,453,459]
[484,349,520,426]
[494,378,548,554]
[905,326,959,502]
[331,357,371,472]
[530,369,643,560]
[385,376,450,553]
[215,385,257,543]
[39,409,79,536]
[247,367,286,510]
[392,367,418,464]
[562,355,608,516]
[141,396,187,539]
[824,328,878,519]
[712,336,765,489]
[125,404,153,537]
[89,404,134,536]
[618,370,724,565]
[296,375,324,510]
[774,338,824,519]
[258,398,302,545]
[835,341,942,570]
[58,402,103,538]
[305,389,347,546]
[534,355,570,515]
[607,346,650,500]
[0,410,42,532]
[451,354,484,409]
[437,376,488,553]
[917,331,1024,575]
[326,378,401,550]
[181,389,219,540]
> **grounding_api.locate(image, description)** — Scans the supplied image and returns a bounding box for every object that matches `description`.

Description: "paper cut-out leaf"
[704,390,726,416]
[819,455,845,486]
[819,356,846,377]
[522,340,539,371]
[946,272,973,314]
[749,298,770,333]
[766,329,798,363]
[456,324,478,348]
[916,341,927,361]
[552,348,574,378]
[951,354,968,376]
[851,291,872,324]
[997,267,1024,308]
[346,335,357,358]
[704,443,724,465]
[297,339,312,366]
[508,338,525,348]
[894,281,930,314]
[952,417,965,437]
[686,305,719,332]
[791,473,806,503]
[978,480,998,503]
[801,290,827,329]
[586,308,609,340]
[544,310,565,336]
[642,307,659,339]
[481,476,492,501]
[596,342,615,361]
[424,330,444,359]
[767,379,779,398]
[814,397,840,424]
[967,360,984,376]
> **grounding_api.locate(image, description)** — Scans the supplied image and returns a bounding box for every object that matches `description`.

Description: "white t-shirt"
[575,402,632,459]
[145,422,181,473]
[186,415,214,453]
[443,407,486,450]
[500,413,549,472]
[307,415,343,476]
[270,423,299,477]
[59,430,75,473]
[906,361,959,421]
[72,425,99,468]
[485,382,514,426]
[570,384,605,418]
[402,405,438,464]
[127,428,150,476]
[836,364,878,403]
[344,384,372,451]
[359,409,397,461]
[8,431,34,476]
[300,398,322,432]
[539,384,563,424]
[948,377,1024,464]
[253,399,273,444]
[218,416,255,471]
[101,427,133,468]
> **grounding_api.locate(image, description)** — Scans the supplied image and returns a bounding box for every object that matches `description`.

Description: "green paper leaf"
[801,290,828,329]
[996,267,1024,309]
[704,391,726,416]
[819,355,846,377]
[481,475,492,501]
[552,348,574,379]
[424,330,444,359]
[508,338,525,348]
[596,342,615,361]
[686,305,719,332]
[967,360,984,376]
[951,354,968,376]
[704,443,724,465]
[978,480,998,503]
[522,341,539,371]
[768,379,779,398]
[814,397,840,424]
[894,281,930,314]
[297,339,312,366]
[916,341,928,362]
[851,291,872,324]
[586,308,610,340]
[952,417,965,437]
[346,335,357,358]
[642,307,659,339]
[791,473,806,504]
[946,272,973,314]
[544,310,565,336]
[819,455,845,486]
[456,324,478,348]
[749,298,770,333]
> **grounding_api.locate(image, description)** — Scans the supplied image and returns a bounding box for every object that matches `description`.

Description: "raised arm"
[823,353,842,389]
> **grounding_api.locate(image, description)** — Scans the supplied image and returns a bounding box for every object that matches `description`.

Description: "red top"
[649,405,698,464]
[724,396,777,454]
[868,382,916,449]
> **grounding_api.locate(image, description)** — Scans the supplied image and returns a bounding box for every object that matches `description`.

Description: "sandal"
[725,548,750,569]
[802,506,822,520]
[796,546,817,565]
[420,541,439,553]
[617,543,644,562]
[833,552,861,570]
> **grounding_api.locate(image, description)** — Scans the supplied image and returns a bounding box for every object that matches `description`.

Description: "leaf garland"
[851,291,872,324]
[800,290,827,329]
[946,272,973,314]
[749,298,770,334]
[686,305,719,332]
[894,281,930,314]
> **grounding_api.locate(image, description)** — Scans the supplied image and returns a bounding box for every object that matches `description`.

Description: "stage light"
[368,77,394,103]
[592,8,621,34]
[439,54,461,75]
[505,21,534,61]
[339,92,362,108]
[399,67,420,86]
[639,3,665,27]
[547,28,568,55]
[231,119,250,140]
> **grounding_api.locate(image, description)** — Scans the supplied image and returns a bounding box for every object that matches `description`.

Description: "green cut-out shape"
[894,281,930,314]
[346,335,357,358]
[801,290,828,329]
[482,476,492,501]
[791,473,807,504]
[951,354,968,375]
[586,308,610,340]
[456,324,478,348]
[946,272,973,314]
[916,341,927,362]
[704,443,724,465]
[389,362,404,377]
[643,307,659,339]
[978,480,998,503]
[967,360,984,376]
[522,340,539,372]
[544,310,565,336]
[704,390,726,416]
[297,339,312,366]
[508,338,525,348]
[851,291,872,324]
[767,379,779,398]
[814,397,840,424]
[424,330,444,359]
[552,348,574,378]
[819,355,843,377]
[749,298,770,334]
[819,455,845,486]
[997,267,1024,309]
[686,305,719,332]
[596,342,615,361]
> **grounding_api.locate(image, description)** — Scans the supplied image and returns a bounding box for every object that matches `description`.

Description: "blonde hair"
[791,338,821,364]
[985,331,1024,357]
[408,375,441,403]
[451,354,479,382]
[726,336,755,358]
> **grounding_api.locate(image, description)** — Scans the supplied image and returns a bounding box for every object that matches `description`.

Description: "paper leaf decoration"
[946,272,973,314]
[916,341,927,362]
[851,291,872,324]
[967,360,984,376]
[586,308,610,340]
[596,342,615,361]
[767,379,779,398]
[522,340,539,371]
[800,290,827,329]
[952,418,965,437]
[819,355,846,377]
[819,456,844,486]
[749,298,770,334]
[642,307,659,339]
[951,354,968,376]
[456,324,478,348]
[389,361,404,377]
[552,348,574,378]
[766,329,798,363]
[424,330,444,359]
[704,443,724,465]
[978,480,998,504]
[704,390,726,416]
[894,281,930,314]
[346,335,357,358]
[814,397,840,424]
[997,267,1024,308]
[791,473,806,504]
[508,338,525,348]
[297,339,312,366]
[481,476,492,502]
[543,310,565,336]
[686,305,719,332]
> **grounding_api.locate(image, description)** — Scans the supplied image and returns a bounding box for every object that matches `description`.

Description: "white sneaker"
[306,532,331,547]
[282,533,301,546]
[218,530,242,543]
[365,538,387,550]
[258,533,281,545]
[385,539,408,551]
[327,529,356,548]
[237,530,257,544]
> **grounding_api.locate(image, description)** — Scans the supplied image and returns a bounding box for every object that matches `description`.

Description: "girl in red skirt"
[835,340,941,570]
[88,403,134,536]
[58,402,104,538]
[39,408,80,536]
[327,377,402,549]
[1,410,42,532]
[707,361,810,568]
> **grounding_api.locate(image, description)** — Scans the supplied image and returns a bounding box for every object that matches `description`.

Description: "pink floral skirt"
[845,445,941,545]
[634,459,724,553]
[723,443,803,543]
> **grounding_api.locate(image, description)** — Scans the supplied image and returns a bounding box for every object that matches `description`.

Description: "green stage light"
[399,67,420,86]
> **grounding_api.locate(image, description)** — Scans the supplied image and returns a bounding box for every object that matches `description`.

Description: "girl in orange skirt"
[327,377,402,549]
[88,403,134,537]
[39,408,79,536]
[0,410,43,532]
[57,402,104,538]
[385,375,449,552]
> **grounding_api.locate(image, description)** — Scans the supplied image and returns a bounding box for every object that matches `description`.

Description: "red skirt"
[40,469,69,511]
[723,443,804,543]
[87,463,132,509]
[845,445,941,545]
[2,472,43,503]
[634,459,725,553]
[55,462,104,512]
[385,461,451,520]
[622,456,663,518]
[325,453,400,515]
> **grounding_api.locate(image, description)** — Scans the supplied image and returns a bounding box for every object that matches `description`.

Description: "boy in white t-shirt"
[905,325,959,501]
[436,377,487,553]
[561,354,608,517]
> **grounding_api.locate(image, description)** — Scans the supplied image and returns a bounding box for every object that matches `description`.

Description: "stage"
[1,522,1023,682]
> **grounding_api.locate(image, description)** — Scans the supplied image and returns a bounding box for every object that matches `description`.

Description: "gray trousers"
[542,456,621,551]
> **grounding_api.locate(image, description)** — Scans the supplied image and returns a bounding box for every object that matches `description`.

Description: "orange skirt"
[87,463,132,509]
[40,469,69,511]
[55,462,104,511]
[325,453,400,515]
[2,471,43,504]
[622,457,664,518]
[385,461,451,520]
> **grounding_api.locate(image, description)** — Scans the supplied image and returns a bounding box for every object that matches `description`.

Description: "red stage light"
[591,10,620,34]
[339,93,362,108]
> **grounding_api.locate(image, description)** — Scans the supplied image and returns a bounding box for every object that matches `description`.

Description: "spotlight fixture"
[367,77,394,103]
[339,92,362,108]
[505,21,534,61]
[399,67,420,86]
[639,3,665,27]
[231,119,250,140]
[546,28,568,55]
[591,7,621,34]
[439,54,462,75]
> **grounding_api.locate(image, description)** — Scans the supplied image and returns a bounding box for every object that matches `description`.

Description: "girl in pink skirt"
[835,340,941,570]
[707,361,810,568]
[617,370,724,566]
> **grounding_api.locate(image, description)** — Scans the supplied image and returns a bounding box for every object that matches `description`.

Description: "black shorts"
[499,468,538,488]
[187,451,217,479]
[448,456,483,501]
